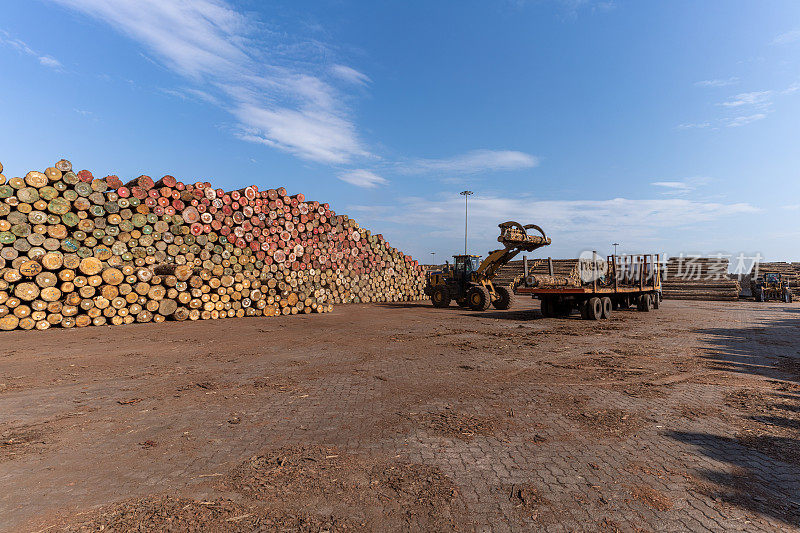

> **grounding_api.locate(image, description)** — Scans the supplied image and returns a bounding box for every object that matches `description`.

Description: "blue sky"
[1,0,799,263]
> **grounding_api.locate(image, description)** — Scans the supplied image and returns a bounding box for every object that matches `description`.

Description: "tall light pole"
[613,242,619,257]
[460,190,473,255]
[430,251,436,265]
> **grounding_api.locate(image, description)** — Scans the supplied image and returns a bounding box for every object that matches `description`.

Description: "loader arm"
[475,221,552,282]
[476,247,524,280]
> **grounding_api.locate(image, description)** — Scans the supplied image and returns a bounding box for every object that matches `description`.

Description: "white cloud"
[773,29,800,45]
[50,0,370,164]
[338,169,388,188]
[676,122,711,130]
[38,55,63,69]
[401,149,539,175]
[0,30,63,71]
[349,194,758,256]
[651,181,693,192]
[783,82,800,95]
[330,64,371,86]
[651,177,711,195]
[726,113,767,127]
[695,77,739,88]
[720,91,773,108]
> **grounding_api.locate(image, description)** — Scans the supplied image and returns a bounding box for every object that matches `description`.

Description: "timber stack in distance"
[0,159,425,331]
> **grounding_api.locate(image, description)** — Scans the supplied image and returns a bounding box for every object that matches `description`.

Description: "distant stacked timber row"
[754,262,800,295]
[660,257,740,301]
[0,159,425,331]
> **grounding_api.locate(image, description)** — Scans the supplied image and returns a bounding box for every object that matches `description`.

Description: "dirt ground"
[1,298,800,532]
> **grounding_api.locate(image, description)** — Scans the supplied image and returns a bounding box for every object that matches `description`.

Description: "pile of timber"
[661,257,740,301]
[753,262,800,295]
[0,159,425,331]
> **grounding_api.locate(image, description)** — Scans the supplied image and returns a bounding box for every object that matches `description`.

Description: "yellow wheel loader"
[425,222,551,311]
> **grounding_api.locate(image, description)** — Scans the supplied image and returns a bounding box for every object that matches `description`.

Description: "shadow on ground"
[669,430,800,527]
[694,310,800,382]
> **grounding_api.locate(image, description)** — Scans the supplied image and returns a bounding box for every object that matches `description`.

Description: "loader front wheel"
[431,287,451,308]
[492,286,512,310]
[467,286,491,311]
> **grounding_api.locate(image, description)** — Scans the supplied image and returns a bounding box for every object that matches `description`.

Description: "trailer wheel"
[540,297,554,317]
[600,297,612,319]
[492,286,512,310]
[637,294,652,312]
[467,285,491,311]
[431,286,451,308]
[652,292,660,309]
[586,297,602,320]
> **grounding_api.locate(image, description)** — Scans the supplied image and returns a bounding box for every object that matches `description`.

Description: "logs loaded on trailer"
[517,254,663,320]
[0,159,426,331]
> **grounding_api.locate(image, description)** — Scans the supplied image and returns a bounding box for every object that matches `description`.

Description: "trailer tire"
[638,294,652,312]
[586,297,602,320]
[431,286,451,308]
[540,297,554,318]
[601,297,612,319]
[492,286,512,310]
[467,285,491,311]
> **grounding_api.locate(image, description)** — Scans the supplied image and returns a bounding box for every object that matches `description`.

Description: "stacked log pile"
[661,257,740,301]
[0,159,425,331]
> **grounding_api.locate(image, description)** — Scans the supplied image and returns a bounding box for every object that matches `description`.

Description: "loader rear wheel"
[467,286,491,311]
[431,287,451,308]
[492,286,512,310]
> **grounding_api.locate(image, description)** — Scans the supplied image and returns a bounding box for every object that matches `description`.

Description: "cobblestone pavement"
[1,300,799,531]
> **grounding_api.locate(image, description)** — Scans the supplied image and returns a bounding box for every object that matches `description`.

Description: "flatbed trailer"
[516,254,662,320]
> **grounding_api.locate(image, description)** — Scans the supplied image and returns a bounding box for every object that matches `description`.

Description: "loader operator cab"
[453,255,481,283]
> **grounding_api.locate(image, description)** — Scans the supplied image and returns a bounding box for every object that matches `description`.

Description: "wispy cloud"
[400,149,539,175]
[719,91,773,108]
[726,113,767,128]
[773,29,800,45]
[651,181,694,193]
[783,82,800,95]
[0,30,63,71]
[695,77,739,88]
[330,64,371,86]
[676,122,711,130]
[338,169,388,188]
[349,194,758,255]
[50,0,370,164]
[651,177,711,195]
